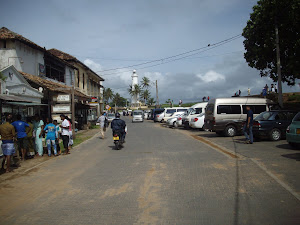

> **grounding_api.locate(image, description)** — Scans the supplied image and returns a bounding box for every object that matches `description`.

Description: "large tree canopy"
[242,0,300,85]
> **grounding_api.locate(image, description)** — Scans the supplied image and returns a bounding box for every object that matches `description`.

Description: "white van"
[161,107,189,122]
[178,102,208,128]
[204,97,274,137]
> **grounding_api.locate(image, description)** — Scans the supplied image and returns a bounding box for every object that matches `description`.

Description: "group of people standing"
[0,113,73,173]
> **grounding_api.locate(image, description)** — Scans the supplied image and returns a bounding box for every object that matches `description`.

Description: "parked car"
[166,113,184,127]
[189,113,205,129]
[252,110,297,141]
[180,102,208,128]
[107,113,116,123]
[151,108,165,120]
[132,110,144,123]
[154,112,164,122]
[162,112,185,123]
[286,112,300,147]
[204,97,274,137]
[162,107,189,121]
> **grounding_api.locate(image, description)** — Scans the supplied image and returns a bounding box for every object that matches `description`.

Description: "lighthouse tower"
[131,70,139,107]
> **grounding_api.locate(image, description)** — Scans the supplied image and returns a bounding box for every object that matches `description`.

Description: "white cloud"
[83,59,103,72]
[197,70,225,83]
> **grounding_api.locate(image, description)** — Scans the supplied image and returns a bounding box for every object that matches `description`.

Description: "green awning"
[5,102,48,106]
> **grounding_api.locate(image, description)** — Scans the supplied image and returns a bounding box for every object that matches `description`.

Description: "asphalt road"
[0,117,299,225]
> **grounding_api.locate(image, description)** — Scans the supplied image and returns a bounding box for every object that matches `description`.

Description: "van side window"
[217,105,241,114]
[166,109,176,114]
[242,105,266,114]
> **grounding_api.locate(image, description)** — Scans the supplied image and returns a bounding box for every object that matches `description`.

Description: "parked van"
[152,108,165,121]
[204,97,274,137]
[161,107,189,122]
[179,102,208,128]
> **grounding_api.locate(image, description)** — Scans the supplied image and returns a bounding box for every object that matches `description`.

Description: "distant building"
[131,70,139,107]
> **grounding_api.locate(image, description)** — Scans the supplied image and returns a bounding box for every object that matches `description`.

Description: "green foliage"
[148,97,155,106]
[111,92,127,107]
[287,93,300,102]
[141,76,151,89]
[103,88,114,104]
[242,0,300,85]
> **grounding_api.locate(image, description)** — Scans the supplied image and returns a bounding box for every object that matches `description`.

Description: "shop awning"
[5,102,48,106]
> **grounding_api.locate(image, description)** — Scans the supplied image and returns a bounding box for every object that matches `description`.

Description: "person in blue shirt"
[44,118,58,157]
[12,114,31,161]
[243,106,254,144]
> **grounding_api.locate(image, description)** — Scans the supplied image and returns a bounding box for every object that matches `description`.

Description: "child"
[53,120,61,155]
[44,118,58,157]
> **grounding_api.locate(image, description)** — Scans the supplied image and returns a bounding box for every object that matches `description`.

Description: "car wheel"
[225,125,236,137]
[269,128,281,141]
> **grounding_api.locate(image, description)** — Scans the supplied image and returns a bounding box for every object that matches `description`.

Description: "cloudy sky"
[1,0,299,103]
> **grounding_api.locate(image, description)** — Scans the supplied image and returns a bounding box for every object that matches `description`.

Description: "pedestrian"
[44,118,58,157]
[207,96,209,101]
[53,120,61,155]
[248,88,251,96]
[264,84,269,94]
[243,106,253,144]
[271,84,275,92]
[66,116,73,151]
[25,117,35,159]
[59,114,70,155]
[0,114,16,173]
[275,84,278,93]
[12,114,30,161]
[33,115,45,156]
[262,87,267,98]
[97,113,107,139]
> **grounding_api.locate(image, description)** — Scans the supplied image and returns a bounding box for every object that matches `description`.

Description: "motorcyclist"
[111,113,127,142]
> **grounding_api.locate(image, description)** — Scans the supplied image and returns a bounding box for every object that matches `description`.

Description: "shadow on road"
[281,153,300,161]
[276,144,300,151]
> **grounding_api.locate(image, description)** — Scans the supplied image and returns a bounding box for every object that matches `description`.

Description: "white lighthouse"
[131,70,139,107]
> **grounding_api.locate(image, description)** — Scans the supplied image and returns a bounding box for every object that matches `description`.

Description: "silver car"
[107,113,115,123]
[132,110,144,123]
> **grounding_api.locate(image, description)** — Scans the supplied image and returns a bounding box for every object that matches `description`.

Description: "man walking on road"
[12,114,31,161]
[97,113,107,139]
[243,106,253,144]
[0,114,16,173]
[60,114,70,154]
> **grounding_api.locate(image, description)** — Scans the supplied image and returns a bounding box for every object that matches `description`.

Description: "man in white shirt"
[60,114,70,154]
[97,113,107,139]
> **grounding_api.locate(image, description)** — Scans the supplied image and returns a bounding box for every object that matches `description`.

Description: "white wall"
[15,41,45,76]
[0,49,19,69]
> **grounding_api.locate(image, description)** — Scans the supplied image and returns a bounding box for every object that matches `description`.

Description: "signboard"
[57,94,70,102]
[38,63,46,76]
[105,105,110,110]
[52,104,71,113]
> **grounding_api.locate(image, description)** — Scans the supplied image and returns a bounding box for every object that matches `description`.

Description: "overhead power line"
[96,34,242,73]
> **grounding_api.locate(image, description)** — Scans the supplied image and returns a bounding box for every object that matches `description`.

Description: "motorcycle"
[113,131,124,150]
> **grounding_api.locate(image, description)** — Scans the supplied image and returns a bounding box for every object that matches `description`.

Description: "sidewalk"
[0,128,101,182]
[173,126,300,199]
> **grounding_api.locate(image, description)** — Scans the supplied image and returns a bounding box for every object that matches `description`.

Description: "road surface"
[0,117,299,224]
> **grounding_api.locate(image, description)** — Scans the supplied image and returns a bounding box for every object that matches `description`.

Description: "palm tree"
[103,88,113,104]
[141,89,150,104]
[148,97,155,106]
[141,76,150,89]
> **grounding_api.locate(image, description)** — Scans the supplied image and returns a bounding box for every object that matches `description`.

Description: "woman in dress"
[33,115,44,156]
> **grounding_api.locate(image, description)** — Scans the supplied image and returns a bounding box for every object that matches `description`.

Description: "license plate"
[113,136,119,140]
[297,129,300,134]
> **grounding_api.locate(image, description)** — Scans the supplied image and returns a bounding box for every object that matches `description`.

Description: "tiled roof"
[48,48,76,61]
[0,27,45,51]
[48,48,104,81]
[19,71,90,99]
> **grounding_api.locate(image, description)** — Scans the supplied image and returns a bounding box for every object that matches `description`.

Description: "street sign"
[105,105,110,110]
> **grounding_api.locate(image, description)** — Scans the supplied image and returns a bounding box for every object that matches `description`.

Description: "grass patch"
[90,124,100,129]
[59,134,93,150]
[287,94,300,102]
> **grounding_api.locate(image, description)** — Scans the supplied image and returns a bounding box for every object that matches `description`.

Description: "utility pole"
[275,23,283,108]
[156,80,159,108]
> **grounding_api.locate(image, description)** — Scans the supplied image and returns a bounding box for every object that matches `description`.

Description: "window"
[293,112,300,121]
[83,73,85,89]
[177,109,187,112]
[0,40,7,48]
[242,105,267,114]
[217,105,241,114]
[166,109,176,114]
[275,112,287,121]
[77,73,80,87]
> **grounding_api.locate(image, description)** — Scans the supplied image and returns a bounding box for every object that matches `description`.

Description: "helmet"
[115,113,120,118]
